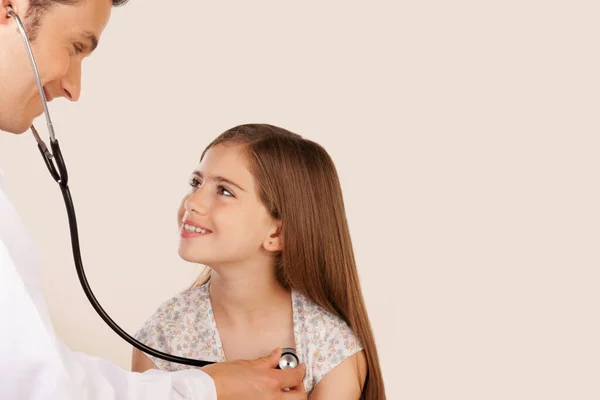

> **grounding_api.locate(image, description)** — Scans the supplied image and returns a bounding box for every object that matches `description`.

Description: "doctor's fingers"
[273,363,306,389]
[279,385,308,400]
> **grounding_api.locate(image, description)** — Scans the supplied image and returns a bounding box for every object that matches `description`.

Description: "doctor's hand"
[201,348,307,400]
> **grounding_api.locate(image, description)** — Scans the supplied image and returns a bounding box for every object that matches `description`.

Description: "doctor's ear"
[1,0,16,25]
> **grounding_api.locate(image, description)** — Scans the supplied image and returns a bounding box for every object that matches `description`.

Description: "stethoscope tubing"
[6,5,297,370]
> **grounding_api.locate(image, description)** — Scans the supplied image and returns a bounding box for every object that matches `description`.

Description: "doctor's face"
[0,0,112,134]
[177,143,282,270]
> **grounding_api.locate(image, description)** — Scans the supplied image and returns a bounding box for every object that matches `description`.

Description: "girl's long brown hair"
[192,124,385,399]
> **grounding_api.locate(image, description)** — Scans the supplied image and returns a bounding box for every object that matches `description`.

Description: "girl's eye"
[188,178,234,197]
[73,43,84,55]
[218,186,234,197]
[189,177,202,188]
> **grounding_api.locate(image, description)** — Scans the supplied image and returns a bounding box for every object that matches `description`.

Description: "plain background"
[1,1,599,399]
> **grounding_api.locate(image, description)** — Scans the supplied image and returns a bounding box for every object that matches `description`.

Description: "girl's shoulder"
[293,289,361,342]
[292,290,364,389]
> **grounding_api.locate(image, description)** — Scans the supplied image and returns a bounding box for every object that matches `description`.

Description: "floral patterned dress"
[134,283,364,394]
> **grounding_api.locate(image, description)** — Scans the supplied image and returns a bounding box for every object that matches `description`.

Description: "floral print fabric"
[134,283,363,394]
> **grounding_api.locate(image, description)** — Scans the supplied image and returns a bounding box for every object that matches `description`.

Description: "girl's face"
[177,142,281,268]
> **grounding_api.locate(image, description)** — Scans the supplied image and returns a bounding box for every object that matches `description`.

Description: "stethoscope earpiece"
[6,5,15,19]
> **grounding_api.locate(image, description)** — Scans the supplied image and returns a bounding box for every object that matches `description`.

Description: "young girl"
[132,124,385,399]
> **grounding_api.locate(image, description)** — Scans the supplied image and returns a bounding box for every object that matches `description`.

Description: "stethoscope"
[6,6,299,371]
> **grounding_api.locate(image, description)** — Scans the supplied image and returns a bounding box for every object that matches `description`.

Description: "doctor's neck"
[207,260,290,323]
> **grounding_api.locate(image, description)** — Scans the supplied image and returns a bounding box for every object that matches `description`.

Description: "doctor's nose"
[60,62,82,101]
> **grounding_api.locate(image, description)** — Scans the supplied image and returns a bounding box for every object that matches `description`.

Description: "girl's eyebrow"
[193,171,247,192]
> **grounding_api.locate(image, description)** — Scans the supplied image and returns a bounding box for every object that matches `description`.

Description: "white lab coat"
[0,169,217,400]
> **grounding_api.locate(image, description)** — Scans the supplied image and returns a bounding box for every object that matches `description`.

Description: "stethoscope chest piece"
[277,348,299,370]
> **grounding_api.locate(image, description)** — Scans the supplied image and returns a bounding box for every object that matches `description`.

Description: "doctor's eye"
[73,43,84,55]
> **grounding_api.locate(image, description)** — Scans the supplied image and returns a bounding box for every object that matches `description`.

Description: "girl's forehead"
[201,143,248,167]
[197,143,256,187]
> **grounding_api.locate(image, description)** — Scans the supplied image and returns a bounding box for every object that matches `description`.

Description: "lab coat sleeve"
[0,240,217,400]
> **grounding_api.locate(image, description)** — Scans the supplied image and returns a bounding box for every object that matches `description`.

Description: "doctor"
[0,0,306,399]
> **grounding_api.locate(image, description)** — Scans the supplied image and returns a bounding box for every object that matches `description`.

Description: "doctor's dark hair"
[192,124,386,400]
[24,0,128,42]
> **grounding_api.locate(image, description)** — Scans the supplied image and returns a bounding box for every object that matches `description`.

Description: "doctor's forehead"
[37,0,120,41]
[70,0,113,33]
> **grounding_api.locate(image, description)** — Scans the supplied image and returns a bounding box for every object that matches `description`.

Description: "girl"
[132,124,385,399]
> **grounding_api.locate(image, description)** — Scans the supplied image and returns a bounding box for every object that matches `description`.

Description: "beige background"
[1,1,599,398]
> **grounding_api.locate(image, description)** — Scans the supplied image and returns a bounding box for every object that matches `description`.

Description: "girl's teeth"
[184,224,206,234]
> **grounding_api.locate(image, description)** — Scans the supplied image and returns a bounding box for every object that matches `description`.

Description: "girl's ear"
[263,222,283,252]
